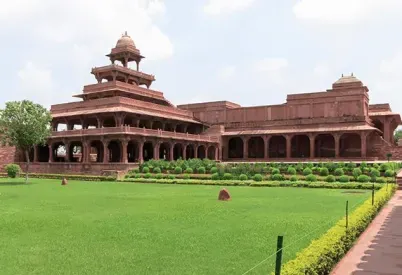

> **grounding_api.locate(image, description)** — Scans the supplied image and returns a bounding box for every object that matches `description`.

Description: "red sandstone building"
[1,33,402,175]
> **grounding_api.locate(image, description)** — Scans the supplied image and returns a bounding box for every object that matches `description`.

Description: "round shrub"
[271,174,284,181]
[376,177,386,183]
[347,162,357,170]
[303,168,312,176]
[271,168,280,175]
[5,164,20,178]
[253,174,263,182]
[223,173,233,180]
[210,167,218,174]
[287,167,297,175]
[334,168,344,176]
[132,168,140,174]
[239,174,248,181]
[211,173,220,180]
[185,167,193,174]
[197,167,206,174]
[380,163,390,172]
[134,174,142,179]
[320,167,329,176]
[155,173,163,179]
[144,173,152,179]
[153,167,161,174]
[167,174,175,180]
[290,175,298,182]
[338,175,350,183]
[352,168,362,178]
[305,174,317,182]
[142,167,150,173]
[370,168,380,178]
[384,169,395,177]
[174,166,183,174]
[326,175,336,183]
[357,174,370,183]
[182,174,191,180]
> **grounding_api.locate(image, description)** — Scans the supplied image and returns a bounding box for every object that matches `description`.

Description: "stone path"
[331,189,402,275]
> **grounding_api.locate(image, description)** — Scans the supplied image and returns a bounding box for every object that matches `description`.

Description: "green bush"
[271,168,280,175]
[384,169,395,177]
[347,162,357,170]
[280,185,395,275]
[352,168,362,178]
[167,174,175,180]
[211,173,220,180]
[223,173,233,180]
[185,167,193,174]
[380,163,390,172]
[270,174,284,181]
[370,168,380,179]
[144,173,152,179]
[338,175,350,183]
[305,174,317,182]
[376,177,386,183]
[287,167,297,175]
[197,167,206,174]
[253,174,263,182]
[142,167,150,173]
[290,175,298,182]
[334,168,344,176]
[210,167,218,174]
[153,167,161,174]
[182,174,191,180]
[155,173,163,179]
[5,164,21,178]
[326,175,336,183]
[174,166,183,174]
[239,174,248,181]
[357,174,370,183]
[319,167,329,176]
[303,168,312,176]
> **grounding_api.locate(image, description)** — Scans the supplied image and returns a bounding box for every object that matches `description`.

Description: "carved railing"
[51,126,220,143]
[83,81,164,98]
[91,65,155,81]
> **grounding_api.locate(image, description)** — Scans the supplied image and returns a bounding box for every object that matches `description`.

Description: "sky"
[1,0,402,119]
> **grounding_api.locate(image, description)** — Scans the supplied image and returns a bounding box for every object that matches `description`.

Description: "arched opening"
[69,119,83,130]
[165,123,174,131]
[123,117,135,127]
[143,141,154,161]
[186,144,195,160]
[315,134,335,158]
[291,135,310,158]
[269,136,286,158]
[139,120,150,129]
[52,142,66,162]
[127,141,139,163]
[176,124,186,133]
[84,118,98,129]
[69,141,83,162]
[37,145,49,162]
[248,137,264,158]
[173,143,183,160]
[108,140,122,162]
[372,119,384,138]
[197,145,206,159]
[228,137,243,159]
[103,117,116,128]
[56,123,67,132]
[152,121,163,130]
[207,146,216,160]
[187,125,198,134]
[340,133,361,158]
[90,140,103,163]
[159,142,170,160]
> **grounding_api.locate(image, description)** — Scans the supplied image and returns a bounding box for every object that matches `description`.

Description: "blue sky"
[1,0,402,118]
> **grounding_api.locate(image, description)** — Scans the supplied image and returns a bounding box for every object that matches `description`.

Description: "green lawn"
[0,178,370,275]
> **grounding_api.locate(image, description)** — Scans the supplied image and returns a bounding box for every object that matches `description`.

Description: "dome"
[116,32,135,48]
[333,74,361,85]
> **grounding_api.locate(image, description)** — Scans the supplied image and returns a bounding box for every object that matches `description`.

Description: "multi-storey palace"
[1,32,401,175]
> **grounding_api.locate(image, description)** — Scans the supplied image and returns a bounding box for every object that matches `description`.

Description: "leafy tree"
[395,129,402,143]
[0,100,52,183]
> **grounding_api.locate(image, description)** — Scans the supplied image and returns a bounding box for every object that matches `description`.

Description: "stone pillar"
[138,141,144,164]
[361,132,367,158]
[153,142,160,160]
[169,143,174,161]
[286,135,292,159]
[65,142,70,162]
[215,146,219,161]
[334,133,340,158]
[383,117,391,143]
[97,117,102,128]
[194,145,198,159]
[263,136,269,159]
[48,145,53,163]
[309,134,315,159]
[205,146,208,159]
[33,146,38,163]
[103,141,109,163]
[122,140,128,163]
[242,136,249,159]
[182,144,187,160]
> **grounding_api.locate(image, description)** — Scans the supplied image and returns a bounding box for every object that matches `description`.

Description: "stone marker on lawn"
[61,177,68,185]
[218,188,231,201]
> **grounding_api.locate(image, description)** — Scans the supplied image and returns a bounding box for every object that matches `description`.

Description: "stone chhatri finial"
[124,31,128,36]
[341,73,344,77]
[351,72,354,76]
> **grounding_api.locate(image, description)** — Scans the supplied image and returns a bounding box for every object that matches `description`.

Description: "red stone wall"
[0,145,17,172]
[368,133,402,160]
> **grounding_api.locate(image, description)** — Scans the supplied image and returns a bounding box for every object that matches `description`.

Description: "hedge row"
[122,178,386,190]
[279,184,396,274]
[26,173,116,182]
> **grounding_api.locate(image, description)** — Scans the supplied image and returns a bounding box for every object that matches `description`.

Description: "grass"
[0,178,371,275]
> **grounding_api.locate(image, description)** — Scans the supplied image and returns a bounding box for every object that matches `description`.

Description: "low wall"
[0,145,17,171]
[369,133,402,160]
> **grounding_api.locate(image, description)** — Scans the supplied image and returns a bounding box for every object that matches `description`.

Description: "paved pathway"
[331,189,402,275]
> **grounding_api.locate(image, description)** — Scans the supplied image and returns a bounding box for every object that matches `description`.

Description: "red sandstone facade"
[2,33,402,175]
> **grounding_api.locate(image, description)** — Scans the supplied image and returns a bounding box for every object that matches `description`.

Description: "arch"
[186,144,195,159]
[127,140,139,163]
[90,140,103,163]
[372,119,384,138]
[269,136,286,158]
[187,125,198,134]
[143,141,154,161]
[69,141,84,162]
[52,142,66,162]
[57,123,67,132]
[340,133,361,158]
[291,135,310,158]
[84,117,98,129]
[37,145,49,162]
[103,117,116,128]
[123,116,136,127]
[228,137,243,159]
[176,124,186,133]
[69,119,83,130]
[108,140,122,162]
[315,134,335,158]
[152,121,163,130]
[207,146,216,160]
[164,123,175,132]
[173,143,183,160]
[159,142,170,160]
[139,120,151,129]
[248,137,264,158]
[197,145,206,159]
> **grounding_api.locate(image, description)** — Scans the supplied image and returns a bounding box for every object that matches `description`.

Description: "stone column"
[242,136,249,159]
[169,143,174,161]
[334,133,340,158]
[138,141,144,164]
[263,136,269,159]
[33,146,38,163]
[103,141,109,163]
[48,145,53,163]
[215,146,219,161]
[383,117,391,143]
[361,132,367,158]
[97,117,102,128]
[309,134,315,159]
[64,142,70,162]
[122,140,128,163]
[182,144,187,160]
[153,142,160,160]
[194,145,198,159]
[286,135,292,159]
[205,146,208,159]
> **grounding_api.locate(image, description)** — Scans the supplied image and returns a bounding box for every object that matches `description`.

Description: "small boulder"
[61,178,68,185]
[218,188,231,201]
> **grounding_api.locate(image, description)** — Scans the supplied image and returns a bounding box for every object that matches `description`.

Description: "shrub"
[185,167,193,174]
[182,174,191,180]
[155,173,163,179]
[380,163,390,172]
[211,173,220,180]
[223,173,233,180]
[131,168,140,174]
[239,174,248,181]
[290,175,298,182]
[334,168,344,176]
[144,173,152,179]
[142,167,150,173]
[347,162,357,170]
[357,175,371,183]
[197,167,206,174]
[134,174,142,179]
[352,168,362,178]
[376,177,386,183]
[384,169,395,177]
[287,167,297,175]
[305,174,317,182]
[210,167,218,174]
[303,168,312,176]
[319,167,329,176]
[271,168,280,175]
[271,174,284,181]
[167,174,175,180]
[253,174,263,182]
[5,164,20,178]
[174,166,183,174]
[370,168,380,178]
[153,167,161,174]
[338,175,350,183]
[326,175,336,183]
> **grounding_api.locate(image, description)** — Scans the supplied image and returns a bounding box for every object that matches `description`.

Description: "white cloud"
[254,58,288,72]
[217,65,236,79]
[293,0,402,24]
[204,0,255,15]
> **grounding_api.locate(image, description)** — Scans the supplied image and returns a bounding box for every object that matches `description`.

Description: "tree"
[0,100,52,183]
[395,129,402,144]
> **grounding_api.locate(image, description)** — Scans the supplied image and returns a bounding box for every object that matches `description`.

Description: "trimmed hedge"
[27,173,116,181]
[279,184,396,275]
